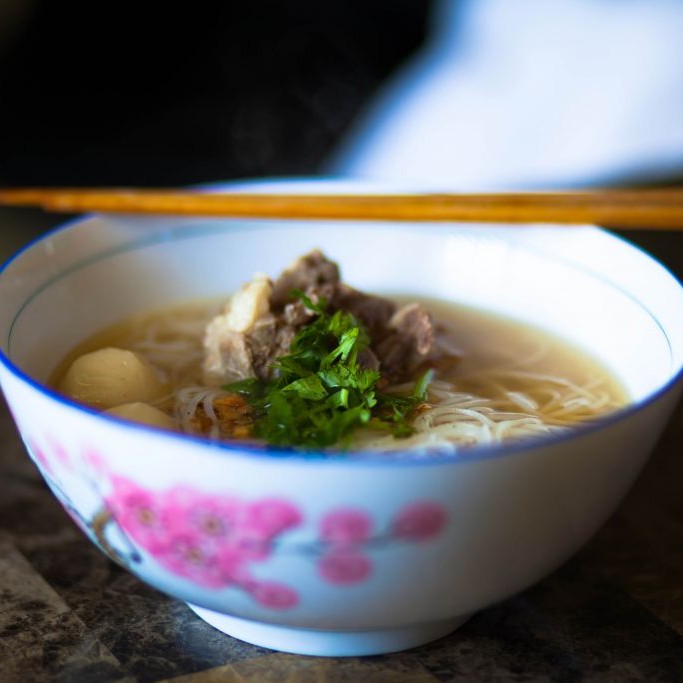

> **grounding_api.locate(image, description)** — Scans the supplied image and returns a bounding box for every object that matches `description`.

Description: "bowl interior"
[1,210,682,409]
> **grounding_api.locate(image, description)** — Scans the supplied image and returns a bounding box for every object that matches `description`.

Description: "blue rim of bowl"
[1,183,683,467]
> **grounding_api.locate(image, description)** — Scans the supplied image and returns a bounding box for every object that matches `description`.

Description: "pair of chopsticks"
[0,186,682,229]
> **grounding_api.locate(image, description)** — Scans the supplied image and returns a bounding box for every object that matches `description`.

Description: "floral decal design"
[22,438,448,612]
[105,477,302,609]
[316,503,447,585]
[103,478,448,609]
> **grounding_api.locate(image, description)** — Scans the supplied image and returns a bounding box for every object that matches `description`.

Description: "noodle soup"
[51,294,627,454]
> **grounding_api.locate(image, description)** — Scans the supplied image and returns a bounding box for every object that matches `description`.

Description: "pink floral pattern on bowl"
[106,477,302,608]
[105,477,448,609]
[24,437,448,611]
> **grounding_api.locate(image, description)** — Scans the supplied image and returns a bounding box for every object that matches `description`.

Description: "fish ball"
[59,347,166,409]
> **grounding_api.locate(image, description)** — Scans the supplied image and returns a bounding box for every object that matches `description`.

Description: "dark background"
[0,1,432,187]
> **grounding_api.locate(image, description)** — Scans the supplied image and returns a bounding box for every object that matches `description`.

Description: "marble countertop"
[1,208,682,682]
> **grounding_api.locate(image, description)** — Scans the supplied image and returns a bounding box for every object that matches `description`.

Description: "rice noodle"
[173,386,235,439]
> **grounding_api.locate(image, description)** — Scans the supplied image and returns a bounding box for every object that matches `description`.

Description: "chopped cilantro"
[226,294,431,450]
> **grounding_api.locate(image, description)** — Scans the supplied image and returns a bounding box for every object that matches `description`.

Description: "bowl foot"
[186,603,470,656]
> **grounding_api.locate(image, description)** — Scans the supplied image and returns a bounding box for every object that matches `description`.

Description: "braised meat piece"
[203,275,274,383]
[203,250,443,387]
[247,316,297,379]
[377,303,435,383]
[270,250,340,309]
[335,285,397,342]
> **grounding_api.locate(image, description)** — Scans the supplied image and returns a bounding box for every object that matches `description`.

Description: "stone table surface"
[1,208,683,682]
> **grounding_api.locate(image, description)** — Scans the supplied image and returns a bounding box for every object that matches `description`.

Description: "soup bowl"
[1,180,682,657]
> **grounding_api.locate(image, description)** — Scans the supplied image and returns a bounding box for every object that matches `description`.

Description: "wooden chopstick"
[1,186,682,228]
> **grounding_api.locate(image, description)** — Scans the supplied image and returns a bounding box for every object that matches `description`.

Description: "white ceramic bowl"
[1,180,682,657]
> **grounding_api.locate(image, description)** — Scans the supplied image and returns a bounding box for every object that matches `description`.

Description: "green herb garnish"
[227,292,431,449]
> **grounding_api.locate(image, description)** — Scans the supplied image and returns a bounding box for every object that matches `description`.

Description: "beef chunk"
[270,250,340,309]
[203,327,255,384]
[390,303,434,355]
[335,285,397,341]
[247,316,297,380]
[281,281,338,325]
[376,303,435,383]
[202,275,273,384]
[269,250,396,341]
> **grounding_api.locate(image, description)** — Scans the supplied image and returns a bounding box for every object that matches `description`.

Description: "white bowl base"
[186,604,470,656]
